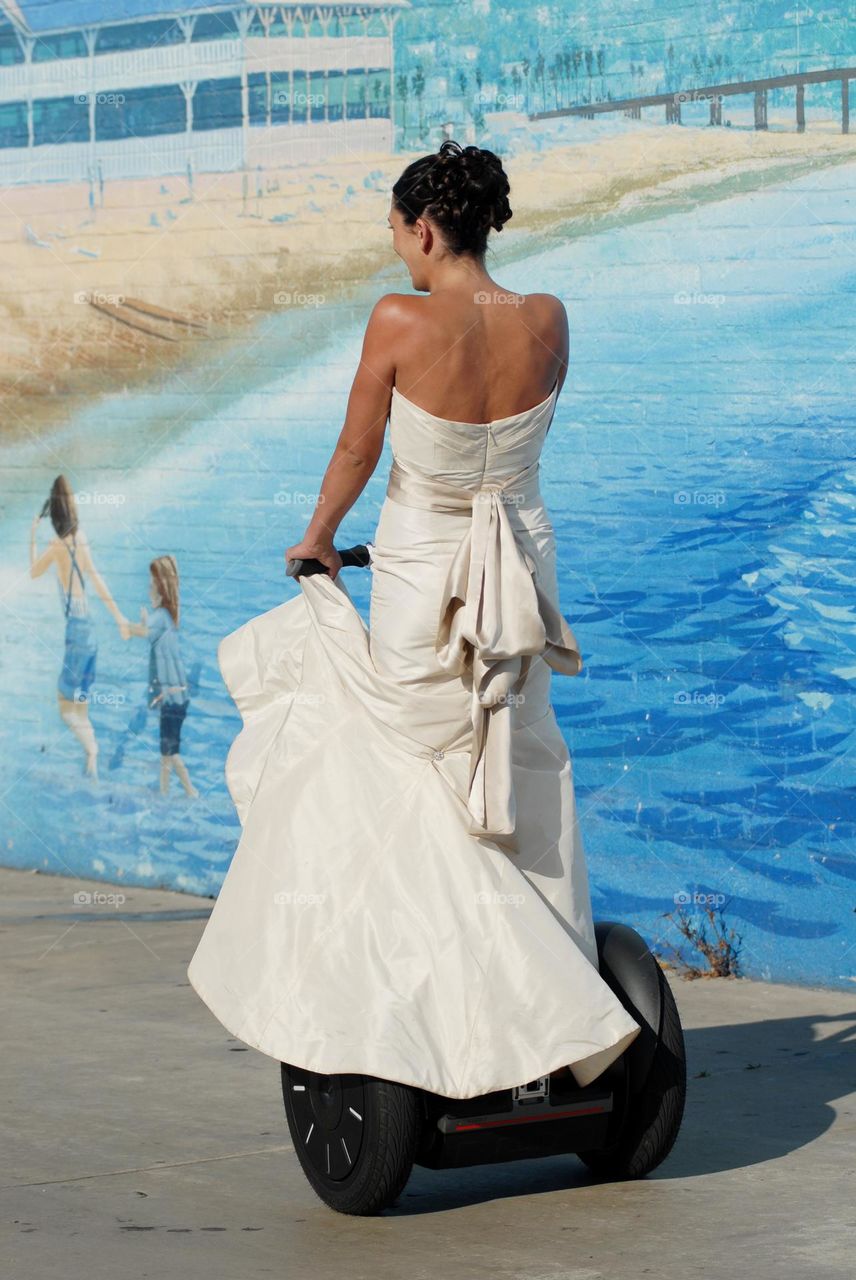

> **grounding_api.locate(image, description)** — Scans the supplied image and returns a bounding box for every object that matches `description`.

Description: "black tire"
[577,962,686,1179]
[281,1063,421,1215]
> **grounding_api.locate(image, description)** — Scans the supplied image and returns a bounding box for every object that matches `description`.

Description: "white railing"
[0,140,91,186]
[244,36,390,74]
[94,37,245,84]
[0,41,244,102]
[3,56,90,92]
[0,118,391,185]
[0,35,391,104]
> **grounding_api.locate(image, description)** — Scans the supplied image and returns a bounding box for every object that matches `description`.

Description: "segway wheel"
[281,1064,421,1215]
[578,962,686,1180]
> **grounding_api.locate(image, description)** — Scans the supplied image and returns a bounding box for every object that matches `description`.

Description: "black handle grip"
[286,543,372,579]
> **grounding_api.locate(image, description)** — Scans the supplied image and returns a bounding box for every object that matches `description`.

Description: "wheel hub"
[285,1068,368,1182]
[312,1074,345,1128]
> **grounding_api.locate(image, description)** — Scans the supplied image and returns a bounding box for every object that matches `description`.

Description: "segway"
[281,548,687,1215]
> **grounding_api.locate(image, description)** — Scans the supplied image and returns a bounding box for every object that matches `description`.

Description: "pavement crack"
[6,1145,294,1188]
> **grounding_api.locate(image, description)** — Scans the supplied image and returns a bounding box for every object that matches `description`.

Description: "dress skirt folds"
[187,382,642,1100]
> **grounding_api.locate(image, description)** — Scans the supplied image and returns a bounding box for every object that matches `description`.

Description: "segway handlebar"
[285,543,372,579]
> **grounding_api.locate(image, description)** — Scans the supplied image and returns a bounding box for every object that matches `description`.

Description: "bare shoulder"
[363,293,422,352]
[525,292,568,325]
[367,293,423,327]
[527,294,568,360]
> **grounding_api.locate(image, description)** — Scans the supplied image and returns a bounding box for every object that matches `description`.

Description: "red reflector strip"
[451,1104,608,1132]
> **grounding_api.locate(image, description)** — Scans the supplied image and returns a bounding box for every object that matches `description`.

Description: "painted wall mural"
[1,0,854,990]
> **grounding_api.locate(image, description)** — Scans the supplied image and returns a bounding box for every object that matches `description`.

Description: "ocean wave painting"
[1,0,854,990]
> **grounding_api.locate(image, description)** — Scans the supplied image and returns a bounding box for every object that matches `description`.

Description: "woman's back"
[53,532,89,619]
[387,289,566,424]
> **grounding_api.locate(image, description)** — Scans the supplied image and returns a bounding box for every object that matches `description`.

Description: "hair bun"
[392,140,512,258]
[433,140,512,234]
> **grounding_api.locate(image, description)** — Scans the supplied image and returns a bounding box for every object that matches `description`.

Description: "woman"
[188,141,642,1099]
[30,475,127,778]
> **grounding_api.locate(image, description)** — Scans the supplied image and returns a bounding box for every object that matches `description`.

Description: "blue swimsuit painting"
[57,536,97,703]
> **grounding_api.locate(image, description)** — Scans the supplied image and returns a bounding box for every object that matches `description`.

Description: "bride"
[187,140,641,1100]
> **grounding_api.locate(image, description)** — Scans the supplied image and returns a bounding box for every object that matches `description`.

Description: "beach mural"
[1,0,854,990]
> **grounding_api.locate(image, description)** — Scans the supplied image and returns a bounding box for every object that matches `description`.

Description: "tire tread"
[578,964,686,1180]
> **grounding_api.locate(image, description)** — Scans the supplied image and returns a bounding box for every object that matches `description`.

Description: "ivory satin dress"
[187,379,642,1100]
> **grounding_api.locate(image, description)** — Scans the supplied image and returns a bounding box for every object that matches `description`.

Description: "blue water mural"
[2,157,854,988]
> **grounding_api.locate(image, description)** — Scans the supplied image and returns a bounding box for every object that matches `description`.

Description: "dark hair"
[391,139,512,258]
[42,475,78,539]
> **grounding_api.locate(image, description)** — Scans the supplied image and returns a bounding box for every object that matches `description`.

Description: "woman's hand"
[285,538,343,581]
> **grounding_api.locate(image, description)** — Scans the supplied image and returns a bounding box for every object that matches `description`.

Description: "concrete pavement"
[2,865,854,1280]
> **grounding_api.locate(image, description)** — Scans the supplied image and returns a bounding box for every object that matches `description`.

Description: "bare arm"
[285,295,401,577]
[549,295,570,396]
[555,295,568,391]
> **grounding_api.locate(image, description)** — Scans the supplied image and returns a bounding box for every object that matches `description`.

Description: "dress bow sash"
[386,458,583,839]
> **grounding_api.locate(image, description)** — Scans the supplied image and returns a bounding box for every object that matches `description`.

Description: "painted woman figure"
[29,475,127,779]
[124,555,198,799]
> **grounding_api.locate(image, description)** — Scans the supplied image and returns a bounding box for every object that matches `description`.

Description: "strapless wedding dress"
[187,379,642,1099]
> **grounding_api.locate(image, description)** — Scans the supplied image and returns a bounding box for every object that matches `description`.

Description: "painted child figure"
[124,555,197,799]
